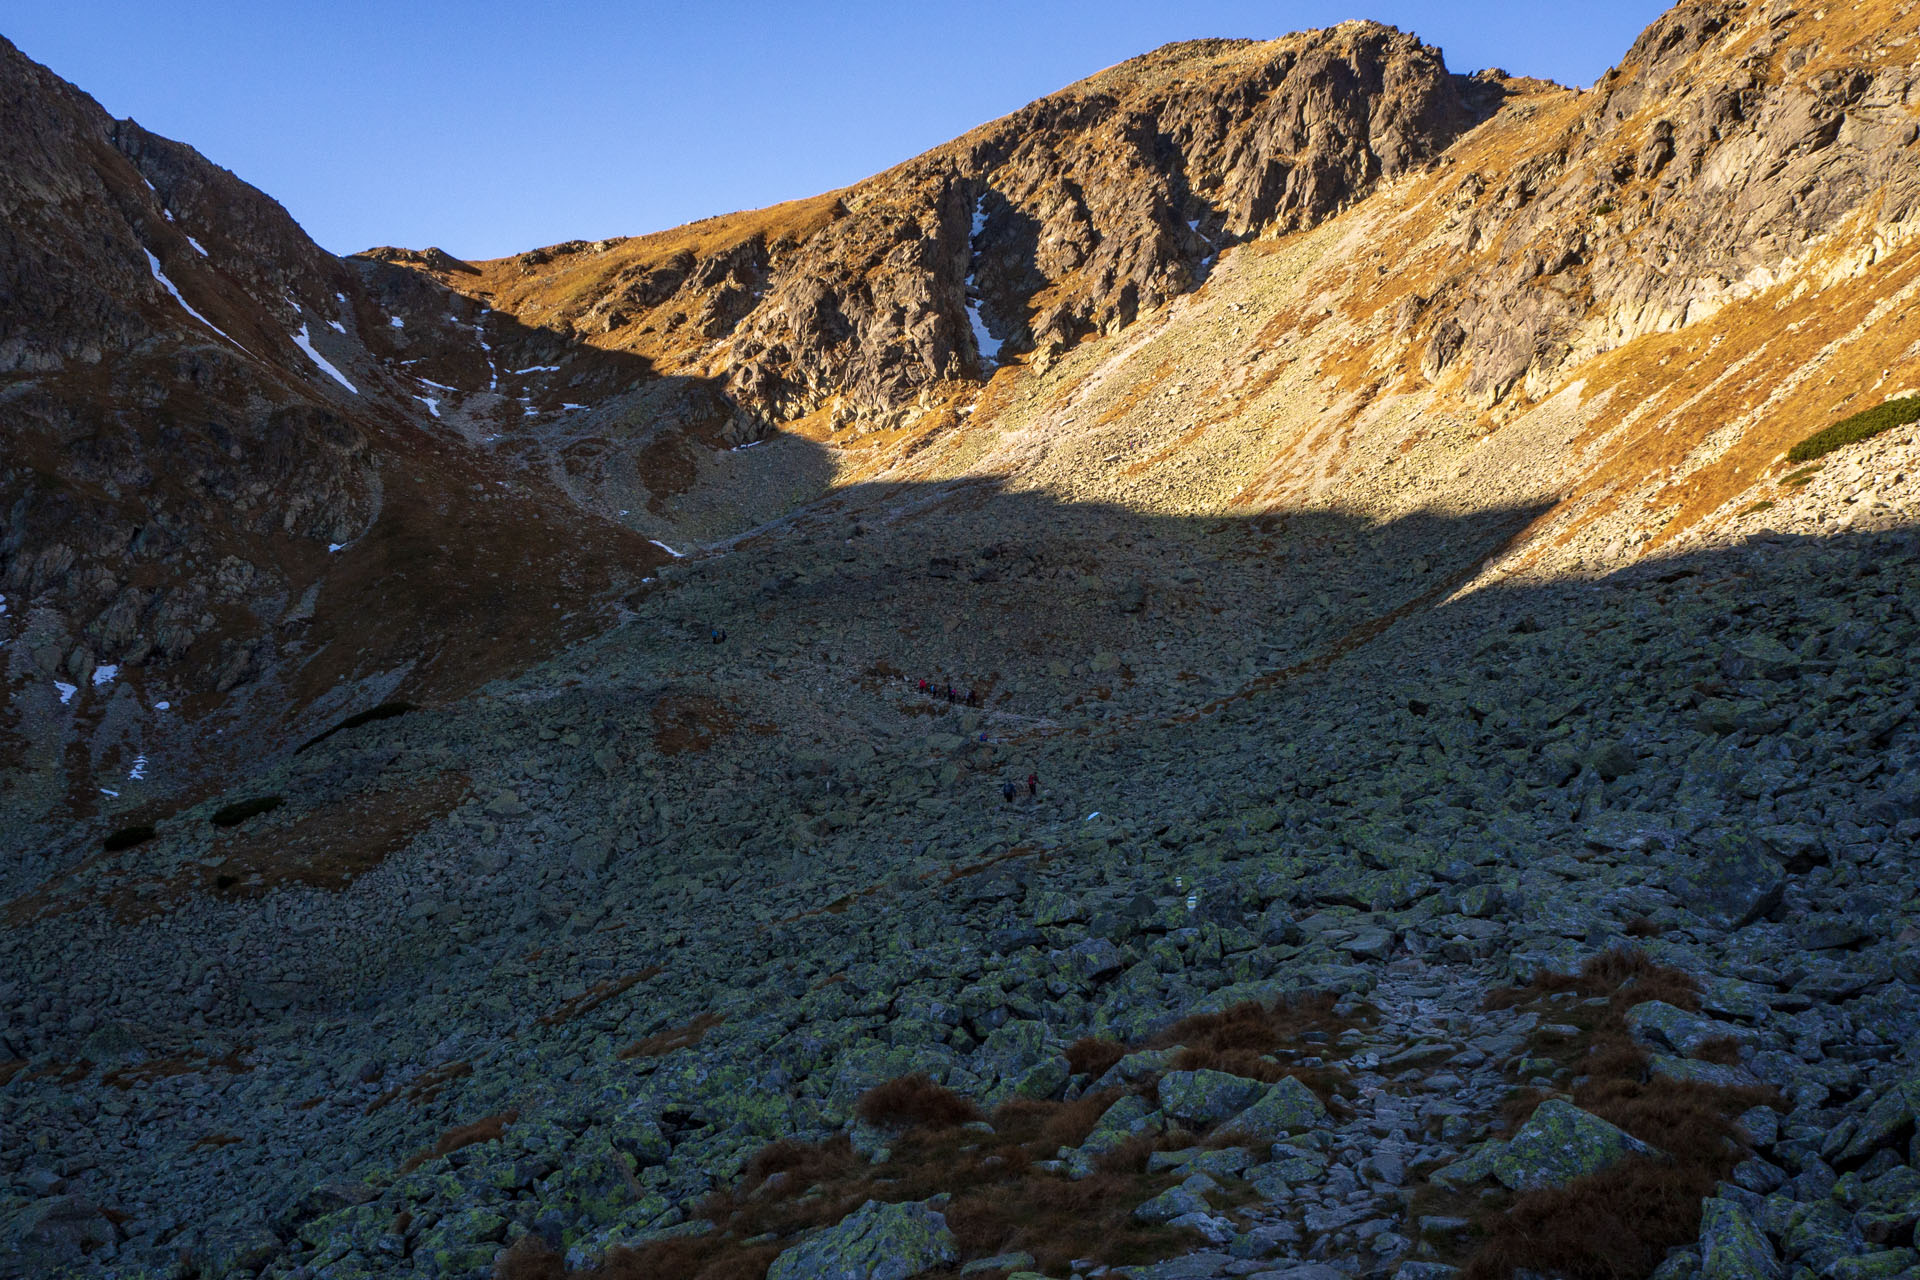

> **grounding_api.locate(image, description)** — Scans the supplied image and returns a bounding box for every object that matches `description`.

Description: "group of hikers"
[915,677,981,707]
[903,676,1034,803]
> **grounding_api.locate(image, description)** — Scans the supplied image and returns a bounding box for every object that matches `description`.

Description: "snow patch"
[415,395,441,418]
[154,701,170,711]
[966,297,1000,363]
[0,593,7,615]
[561,402,587,411]
[291,323,359,393]
[328,542,346,553]
[162,207,175,222]
[419,378,456,391]
[649,539,685,558]
[389,315,405,329]
[100,788,119,798]
[54,680,76,705]
[510,364,560,374]
[143,249,240,346]
[91,664,118,687]
[187,235,208,256]
[971,195,989,239]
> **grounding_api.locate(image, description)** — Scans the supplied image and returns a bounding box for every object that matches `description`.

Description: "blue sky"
[5,1,1672,260]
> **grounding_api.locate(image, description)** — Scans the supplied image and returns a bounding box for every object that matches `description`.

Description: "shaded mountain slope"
[0,35,666,849]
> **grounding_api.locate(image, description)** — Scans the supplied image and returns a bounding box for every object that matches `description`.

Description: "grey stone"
[1133,1173,1220,1224]
[1490,1100,1662,1191]
[766,1198,956,1280]
[1217,1075,1330,1141]
[1156,1069,1271,1127]
[1675,833,1785,930]
[1626,1001,1755,1057]
[1698,1196,1781,1280]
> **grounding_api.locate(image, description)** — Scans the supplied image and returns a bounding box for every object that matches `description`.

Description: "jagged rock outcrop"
[1405,0,1920,405]
[0,35,660,844]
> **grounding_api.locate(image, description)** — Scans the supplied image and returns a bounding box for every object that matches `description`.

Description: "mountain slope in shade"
[0,35,665,851]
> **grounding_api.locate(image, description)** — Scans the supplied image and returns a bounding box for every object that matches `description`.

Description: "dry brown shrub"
[619,1012,723,1059]
[593,1238,783,1280]
[1459,948,1780,1280]
[1693,1036,1744,1066]
[1064,1036,1126,1078]
[493,1235,564,1280]
[400,1109,518,1174]
[857,1074,981,1130]
[1146,991,1362,1099]
[538,967,663,1028]
[651,695,736,755]
[366,1059,472,1113]
[743,1133,856,1186]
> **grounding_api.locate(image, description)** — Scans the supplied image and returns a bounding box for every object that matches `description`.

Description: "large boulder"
[1432,1101,1661,1192]
[2,1195,121,1274]
[1699,1197,1783,1280]
[1674,832,1785,930]
[1155,1069,1270,1128]
[1494,1100,1663,1191]
[1837,1070,1920,1164]
[1132,1173,1221,1224]
[767,1199,956,1280]
[1625,1001,1758,1058]
[1215,1075,1329,1142]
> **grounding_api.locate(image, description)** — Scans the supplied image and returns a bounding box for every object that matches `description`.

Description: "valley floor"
[3,462,1919,1280]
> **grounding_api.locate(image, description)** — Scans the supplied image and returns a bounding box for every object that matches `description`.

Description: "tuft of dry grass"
[856,1074,980,1130]
[651,695,738,756]
[400,1110,519,1174]
[618,1012,723,1060]
[366,1059,472,1114]
[1457,948,1780,1280]
[537,967,663,1028]
[1065,1036,1127,1079]
[1146,990,1365,1100]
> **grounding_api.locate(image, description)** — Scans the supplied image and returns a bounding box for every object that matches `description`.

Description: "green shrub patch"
[1787,396,1920,463]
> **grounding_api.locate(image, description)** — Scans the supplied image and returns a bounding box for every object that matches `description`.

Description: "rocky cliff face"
[1404,0,1920,406]
[401,25,1491,436]
[0,35,661,846]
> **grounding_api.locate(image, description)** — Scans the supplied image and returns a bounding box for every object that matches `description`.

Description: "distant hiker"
[967,688,980,707]
[1027,772,1038,797]
[1001,779,1017,804]
[711,627,727,644]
